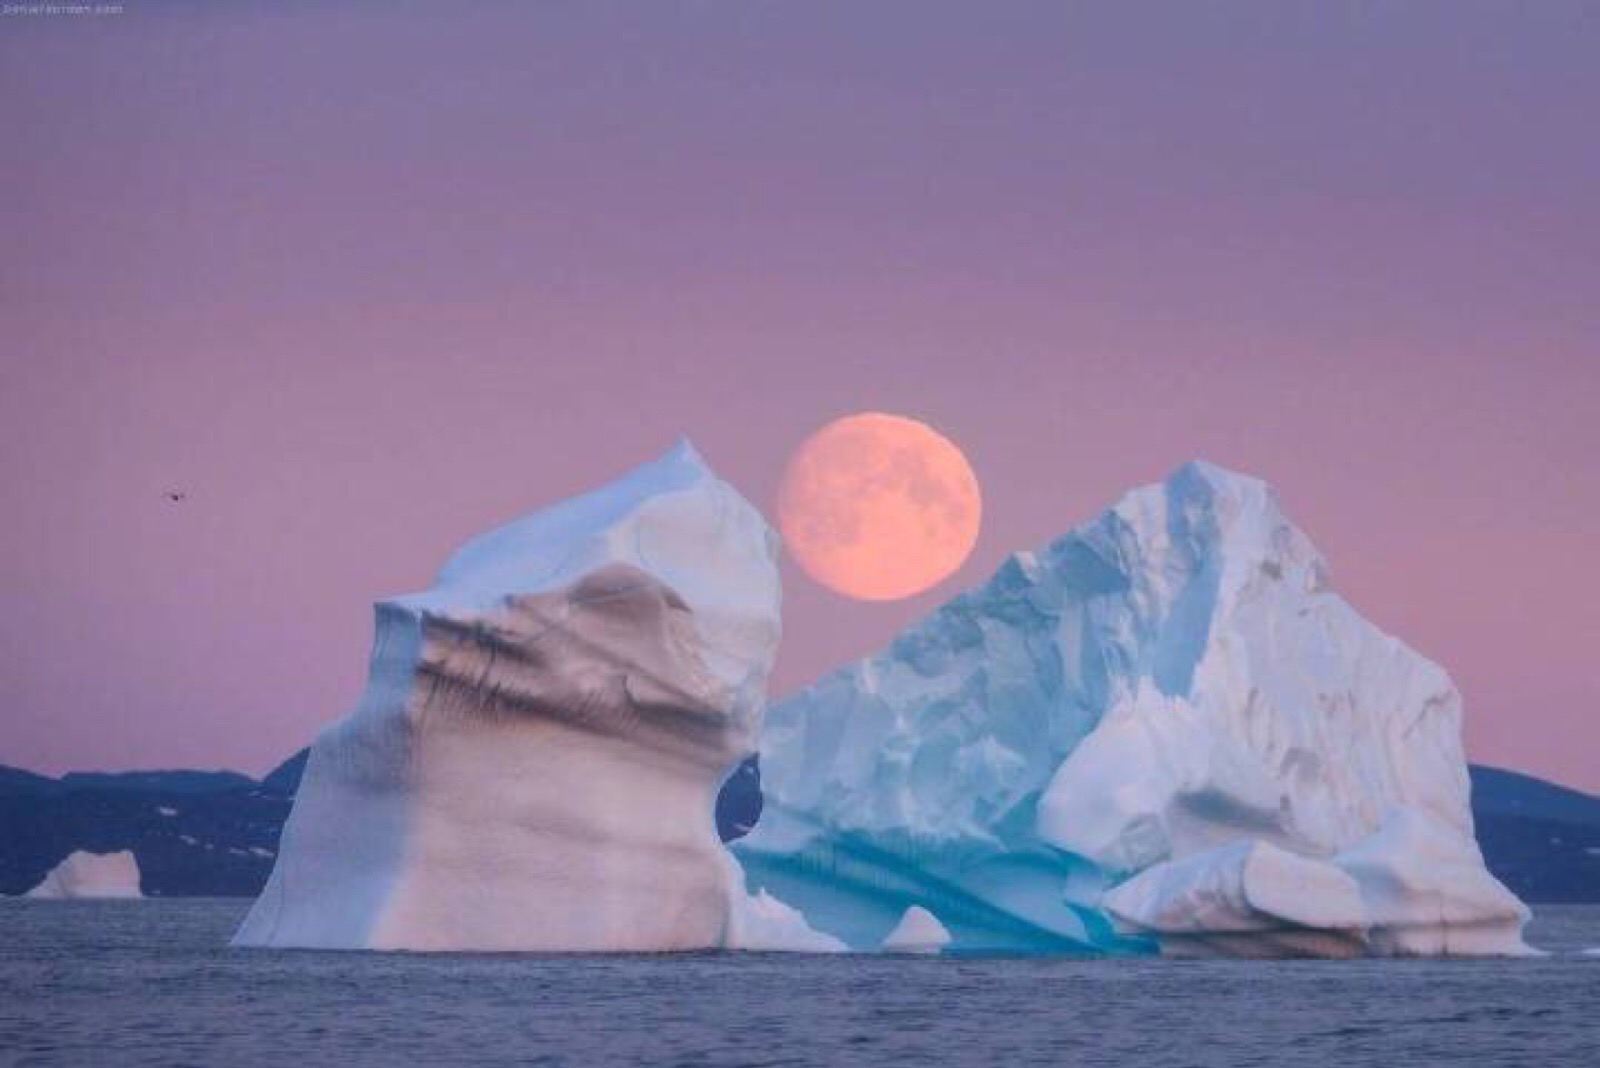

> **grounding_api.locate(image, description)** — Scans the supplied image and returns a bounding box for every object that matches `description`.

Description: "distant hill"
[0,766,60,796]
[0,767,257,798]
[0,765,289,897]
[260,750,309,796]
[1470,765,1600,904]
[57,769,258,795]
[1471,765,1600,826]
[1,756,1594,902]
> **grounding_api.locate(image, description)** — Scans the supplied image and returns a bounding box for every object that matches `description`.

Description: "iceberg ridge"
[735,461,1528,956]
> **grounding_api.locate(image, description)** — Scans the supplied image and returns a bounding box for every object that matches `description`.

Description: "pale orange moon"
[778,413,982,601]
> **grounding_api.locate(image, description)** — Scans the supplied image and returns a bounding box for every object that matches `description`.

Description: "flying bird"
[164,490,188,503]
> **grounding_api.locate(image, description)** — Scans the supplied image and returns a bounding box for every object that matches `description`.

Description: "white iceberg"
[26,851,143,899]
[881,906,952,954]
[1100,840,1369,958]
[735,461,1528,956]
[721,856,847,953]
[234,442,788,951]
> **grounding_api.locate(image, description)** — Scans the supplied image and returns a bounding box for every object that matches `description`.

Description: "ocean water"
[1,901,1596,1067]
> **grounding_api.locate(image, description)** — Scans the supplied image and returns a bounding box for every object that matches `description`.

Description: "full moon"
[778,412,982,601]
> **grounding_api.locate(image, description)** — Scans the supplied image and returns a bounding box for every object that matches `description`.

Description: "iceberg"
[881,906,952,953]
[1098,839,1369,958]
[735,461,1529,956]
[721,862,847,953]
[25,850,143,899]
[234,442,792,950]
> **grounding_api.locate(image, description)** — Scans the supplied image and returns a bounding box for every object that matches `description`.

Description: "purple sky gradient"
[3,2,1597,788]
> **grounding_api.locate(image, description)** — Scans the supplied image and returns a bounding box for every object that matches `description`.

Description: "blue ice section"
[736,806,1143,954]
[729,464,1252,954]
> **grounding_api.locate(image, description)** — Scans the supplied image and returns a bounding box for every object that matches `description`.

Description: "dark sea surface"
[1,901,1596,1068]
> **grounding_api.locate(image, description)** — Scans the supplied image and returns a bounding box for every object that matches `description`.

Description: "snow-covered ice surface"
[25,851,143,900]
[235,442,794,951]
[736,461,1528,956]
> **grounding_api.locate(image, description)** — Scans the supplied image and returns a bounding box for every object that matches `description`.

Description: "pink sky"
[3,3,1597,789]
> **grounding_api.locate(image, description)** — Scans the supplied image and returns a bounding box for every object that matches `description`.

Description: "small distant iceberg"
[26,851,143,899]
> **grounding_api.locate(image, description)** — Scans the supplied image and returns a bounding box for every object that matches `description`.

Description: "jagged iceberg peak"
[738,460,1528,956]
[403,439,778,719]
[428,438,719,601]
[235,442,786,951]
[380,438,780,740]
[753,459,1328,844]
